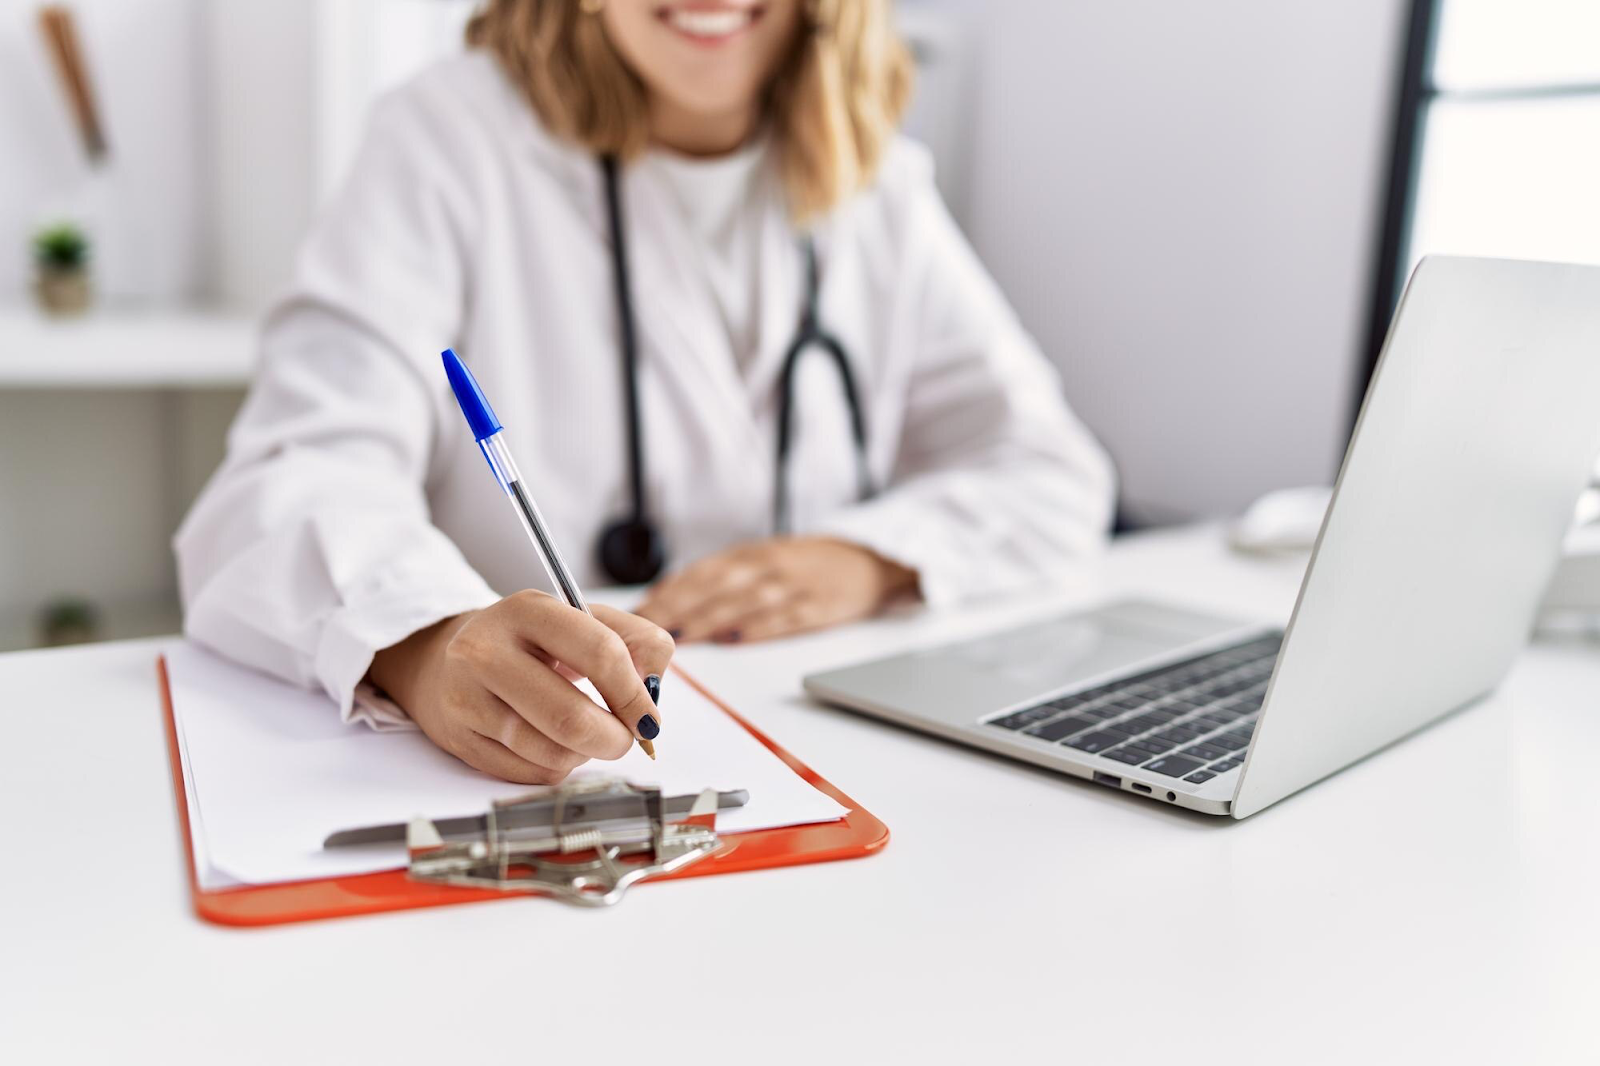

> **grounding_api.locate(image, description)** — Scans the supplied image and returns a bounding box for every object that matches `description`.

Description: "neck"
[649,98,759,157]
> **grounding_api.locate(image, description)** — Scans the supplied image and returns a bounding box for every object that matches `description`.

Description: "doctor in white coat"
[176,0,1114,784]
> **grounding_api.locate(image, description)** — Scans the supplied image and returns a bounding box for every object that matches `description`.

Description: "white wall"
[963,0,1408,522]
[314,0,478,198]
[199,0,318,311]
[0,0,205,303]
[0,391,169,636]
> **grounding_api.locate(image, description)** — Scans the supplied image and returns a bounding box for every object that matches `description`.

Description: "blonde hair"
[465,0,913,220]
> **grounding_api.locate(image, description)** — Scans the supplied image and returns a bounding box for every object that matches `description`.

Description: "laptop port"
[1131,783,1152,794]
[1092,772,1121,788]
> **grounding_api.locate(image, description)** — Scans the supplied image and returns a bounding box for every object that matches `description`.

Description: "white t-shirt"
[639,135,776,374]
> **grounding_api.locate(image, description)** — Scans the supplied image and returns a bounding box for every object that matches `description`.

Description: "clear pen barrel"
[478,432,589,613]
[480,432,522,494]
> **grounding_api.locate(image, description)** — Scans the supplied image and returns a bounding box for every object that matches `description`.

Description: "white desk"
[3,526,1596,1064]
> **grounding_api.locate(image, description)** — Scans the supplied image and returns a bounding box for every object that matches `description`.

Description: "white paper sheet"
[165,641,846,888]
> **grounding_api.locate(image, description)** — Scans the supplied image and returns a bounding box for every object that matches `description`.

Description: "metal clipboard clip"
[400,779,740,907]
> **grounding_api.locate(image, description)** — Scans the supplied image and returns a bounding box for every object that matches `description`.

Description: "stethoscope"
[594,154,874,585]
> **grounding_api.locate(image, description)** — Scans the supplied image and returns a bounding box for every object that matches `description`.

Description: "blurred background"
[1,0,1595,650]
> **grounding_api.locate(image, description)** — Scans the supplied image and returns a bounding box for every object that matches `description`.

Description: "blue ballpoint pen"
[441,347,656,759]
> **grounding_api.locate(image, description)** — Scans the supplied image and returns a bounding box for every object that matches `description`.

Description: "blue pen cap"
[441,348,503,442]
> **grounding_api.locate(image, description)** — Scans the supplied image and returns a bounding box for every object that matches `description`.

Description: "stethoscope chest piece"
[598,515,667,586]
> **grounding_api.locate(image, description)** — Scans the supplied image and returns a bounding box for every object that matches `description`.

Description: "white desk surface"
[3,526,1596,1064]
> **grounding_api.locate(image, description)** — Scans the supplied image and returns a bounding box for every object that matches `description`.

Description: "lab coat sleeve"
[813,159,1116,605]
[174,92,498,728]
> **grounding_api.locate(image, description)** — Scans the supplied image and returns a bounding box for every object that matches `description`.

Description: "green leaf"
[33,222,90,268]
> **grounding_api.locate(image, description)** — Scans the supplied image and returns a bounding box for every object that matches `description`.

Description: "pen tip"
[640,738,656,760]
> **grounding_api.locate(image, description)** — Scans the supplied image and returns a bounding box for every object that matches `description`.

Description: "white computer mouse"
[1228,486,1332,554]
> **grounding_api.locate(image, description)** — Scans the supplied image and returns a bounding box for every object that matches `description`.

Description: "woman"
[176,0,1114,784]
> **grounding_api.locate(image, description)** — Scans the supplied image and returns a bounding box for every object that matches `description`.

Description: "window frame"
[1355,0,1600,436]
[1354,0,1440,436]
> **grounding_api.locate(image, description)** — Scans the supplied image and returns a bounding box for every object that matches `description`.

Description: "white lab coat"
[175,53,1114,727]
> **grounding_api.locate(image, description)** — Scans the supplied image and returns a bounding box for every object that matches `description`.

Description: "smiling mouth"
[657,3,766,44]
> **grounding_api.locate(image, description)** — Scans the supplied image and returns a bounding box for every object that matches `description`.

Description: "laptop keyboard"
[984,633,1282,784]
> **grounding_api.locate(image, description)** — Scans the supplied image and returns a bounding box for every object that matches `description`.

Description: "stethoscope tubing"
[597,154,873,582]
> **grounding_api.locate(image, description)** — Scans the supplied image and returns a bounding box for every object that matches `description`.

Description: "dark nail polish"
[644,674,661,705]
[637,713,660,740]
[668,628,683,640]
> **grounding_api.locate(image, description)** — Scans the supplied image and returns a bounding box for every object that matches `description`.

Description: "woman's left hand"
[635,536,918,644]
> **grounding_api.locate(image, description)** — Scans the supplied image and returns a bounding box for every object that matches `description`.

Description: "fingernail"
[637,713,661,740]
[644,674,661,705]
[714,629,742,644]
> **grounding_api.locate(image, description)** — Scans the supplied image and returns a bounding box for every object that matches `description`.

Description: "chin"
[666,77,766,119]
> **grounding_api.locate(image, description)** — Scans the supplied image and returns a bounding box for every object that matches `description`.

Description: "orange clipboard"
[158,656,888,927]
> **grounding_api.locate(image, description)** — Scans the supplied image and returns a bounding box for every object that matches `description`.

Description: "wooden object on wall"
[37,4,108,162]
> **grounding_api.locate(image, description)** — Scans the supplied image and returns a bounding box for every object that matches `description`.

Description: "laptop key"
[1182,744,1229,762]
[1153,726,1204,744]
[1128,737,1176,755]
[1184,770,1216,783]
[1063,730,1124,754]
[1078,704,1122,719]
[1145,755,1204,778]
[1210,756,1244,772]
[1101,746,1150,766]
[1207,734,1248,751]
[1024,715,1098,741]
[988,709,1039,730]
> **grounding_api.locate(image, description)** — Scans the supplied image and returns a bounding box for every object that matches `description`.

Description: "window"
[1361,0,1600,405]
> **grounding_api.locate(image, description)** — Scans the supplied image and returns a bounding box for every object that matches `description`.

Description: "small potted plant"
[32,221,92,316]
[38,597,101,646]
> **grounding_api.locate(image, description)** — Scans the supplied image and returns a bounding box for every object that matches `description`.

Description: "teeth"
[667,8,753,38]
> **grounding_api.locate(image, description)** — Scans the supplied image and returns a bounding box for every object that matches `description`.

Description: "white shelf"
[0,305,255,388]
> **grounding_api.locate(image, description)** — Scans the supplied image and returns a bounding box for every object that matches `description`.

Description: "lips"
[657,2,766,42]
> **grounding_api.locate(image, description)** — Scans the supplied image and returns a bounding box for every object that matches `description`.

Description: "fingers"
[494,591,661,746]
[590,604,674,737]
[672,579,797,643]
[725,599,829,643]
[484,698,593,774]
[637,554,761,635]
[465,636,634,760]
[423,675,592,777]
[455,728,573,786]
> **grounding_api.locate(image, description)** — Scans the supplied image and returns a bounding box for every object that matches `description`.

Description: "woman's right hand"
[368,591,673,784]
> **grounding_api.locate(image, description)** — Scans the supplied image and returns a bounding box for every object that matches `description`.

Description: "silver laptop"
[804,256,1600,818]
